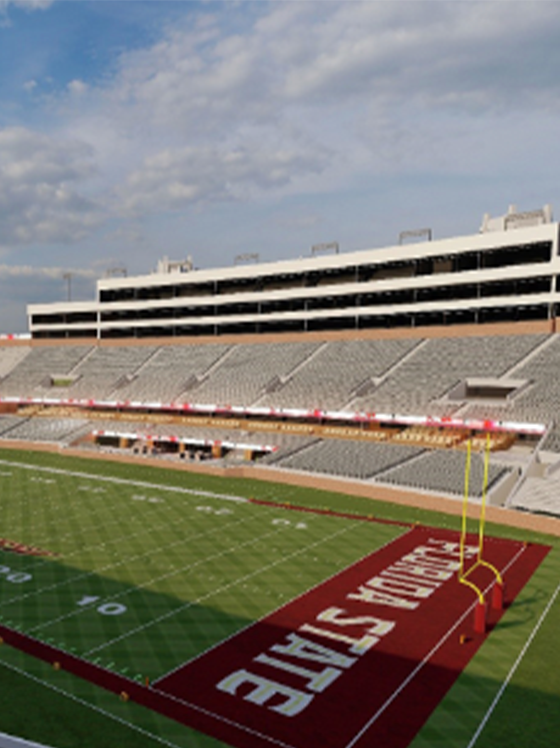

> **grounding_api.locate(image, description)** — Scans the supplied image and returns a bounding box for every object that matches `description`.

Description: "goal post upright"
[476,433,504,586]
[458,432,505,633]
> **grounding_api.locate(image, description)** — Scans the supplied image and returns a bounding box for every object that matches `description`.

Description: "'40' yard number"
[0,565,32,584]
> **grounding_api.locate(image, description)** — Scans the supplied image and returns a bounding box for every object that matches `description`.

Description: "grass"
[0,446,558,748]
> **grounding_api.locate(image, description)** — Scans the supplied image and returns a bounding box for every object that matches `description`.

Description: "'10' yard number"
[77,596,127,616]
[0,565,32,584]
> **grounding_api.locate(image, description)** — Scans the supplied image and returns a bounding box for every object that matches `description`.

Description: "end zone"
[154,527,550,748]
[0,526,550,748]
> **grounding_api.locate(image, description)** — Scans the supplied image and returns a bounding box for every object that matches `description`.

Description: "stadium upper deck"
[27,204,560,339]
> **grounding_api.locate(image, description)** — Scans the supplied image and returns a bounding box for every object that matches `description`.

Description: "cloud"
[0,263,96,279]
[0,0,53,23]
[52,0,560,223]
[0,127,104,248]
[96,2,560,138]
[118,142,330,215]
[1,0,53,7]
[6,3,560,248]
[67,79,89,96]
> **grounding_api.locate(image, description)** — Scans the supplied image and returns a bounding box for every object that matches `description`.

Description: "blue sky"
[1,0,560,331]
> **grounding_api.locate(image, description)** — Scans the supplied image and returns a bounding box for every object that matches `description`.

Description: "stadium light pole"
[62,272,73,302]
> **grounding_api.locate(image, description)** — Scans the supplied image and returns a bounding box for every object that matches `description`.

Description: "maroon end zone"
[153,527,550,748]
[0,526,550,748]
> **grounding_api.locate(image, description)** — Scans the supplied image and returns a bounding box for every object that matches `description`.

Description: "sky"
[1,0,560,332]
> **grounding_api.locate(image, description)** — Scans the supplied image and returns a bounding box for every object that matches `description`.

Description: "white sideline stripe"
[0,458,248,503]
[0,732,55,748]
[344,544,527,748]
[148,680,300,748]
[12,482,254,573]
[154,525,413,683]
[466,578,560,748]
[85,522,358,655]
[0,660,184,748]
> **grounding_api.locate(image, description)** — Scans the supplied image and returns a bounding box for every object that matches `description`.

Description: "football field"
[0,448,559,748]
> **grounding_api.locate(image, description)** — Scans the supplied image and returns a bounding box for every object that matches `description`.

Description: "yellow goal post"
[458,433,504,630]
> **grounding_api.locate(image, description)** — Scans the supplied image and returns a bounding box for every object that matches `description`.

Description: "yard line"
[84,522,357,655]
[19,490,254,573]
[11,483,223,553]
[0,506,282,610]
[28,519,297,633]
[0,458,248,503]
[466,577,560,748]
[154,525,412,683]
[146,680,301,748]
[0,657,186,748]
[343,544,527,748]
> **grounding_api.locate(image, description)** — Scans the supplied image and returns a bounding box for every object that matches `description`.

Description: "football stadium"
[1,205,560,748]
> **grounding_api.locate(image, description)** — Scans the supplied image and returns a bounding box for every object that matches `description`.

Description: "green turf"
[0,446,559,748]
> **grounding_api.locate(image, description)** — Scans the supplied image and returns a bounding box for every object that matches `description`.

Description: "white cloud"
[0,0,52,8]
[118,142,330,215]
[67,79,89,96]
[95,1,560,138]
[0,127,103,248]
[54,0,560,220]
[0,0,53,20]
[6,3,560,250]
[0,263,96,279]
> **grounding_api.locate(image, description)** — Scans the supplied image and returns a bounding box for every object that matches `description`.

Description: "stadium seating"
[259,338,420,410]
[1,330,560,515]
[108,343,231,403]
[350,334,547,416]
[0,345,92,396]
[277,440,425,481]
[2,416,91,444]
[377,448,510,498]
[186,341,321,406]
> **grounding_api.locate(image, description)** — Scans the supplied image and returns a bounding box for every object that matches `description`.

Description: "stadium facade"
[27,205,559,340]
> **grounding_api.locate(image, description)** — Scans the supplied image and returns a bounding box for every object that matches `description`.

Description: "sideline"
[466,579,560,748]
[0,659,183,748]
[0,732,55,748]
[1,442,559,537]
[0,457,248,503]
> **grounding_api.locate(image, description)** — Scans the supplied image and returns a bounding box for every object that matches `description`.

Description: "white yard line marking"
[0,657,185,748]
[466,577,560,748]
[154,525,412,683]
[145,681,301,748]
[344,545,527,748]
[84,522,357,655]
[28,520,291,634]
[0,458,248,503]
[16,488,258,573]
[0,508,281,610]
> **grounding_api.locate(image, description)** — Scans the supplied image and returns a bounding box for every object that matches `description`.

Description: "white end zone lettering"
[216,670,313,716]
[254,653,342,693]
[391,561,454,582]
[310,607,396,655]
[347,584,419,609]
[424,539,479,557]
[270,633,356,669]
[365,576,435,599]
